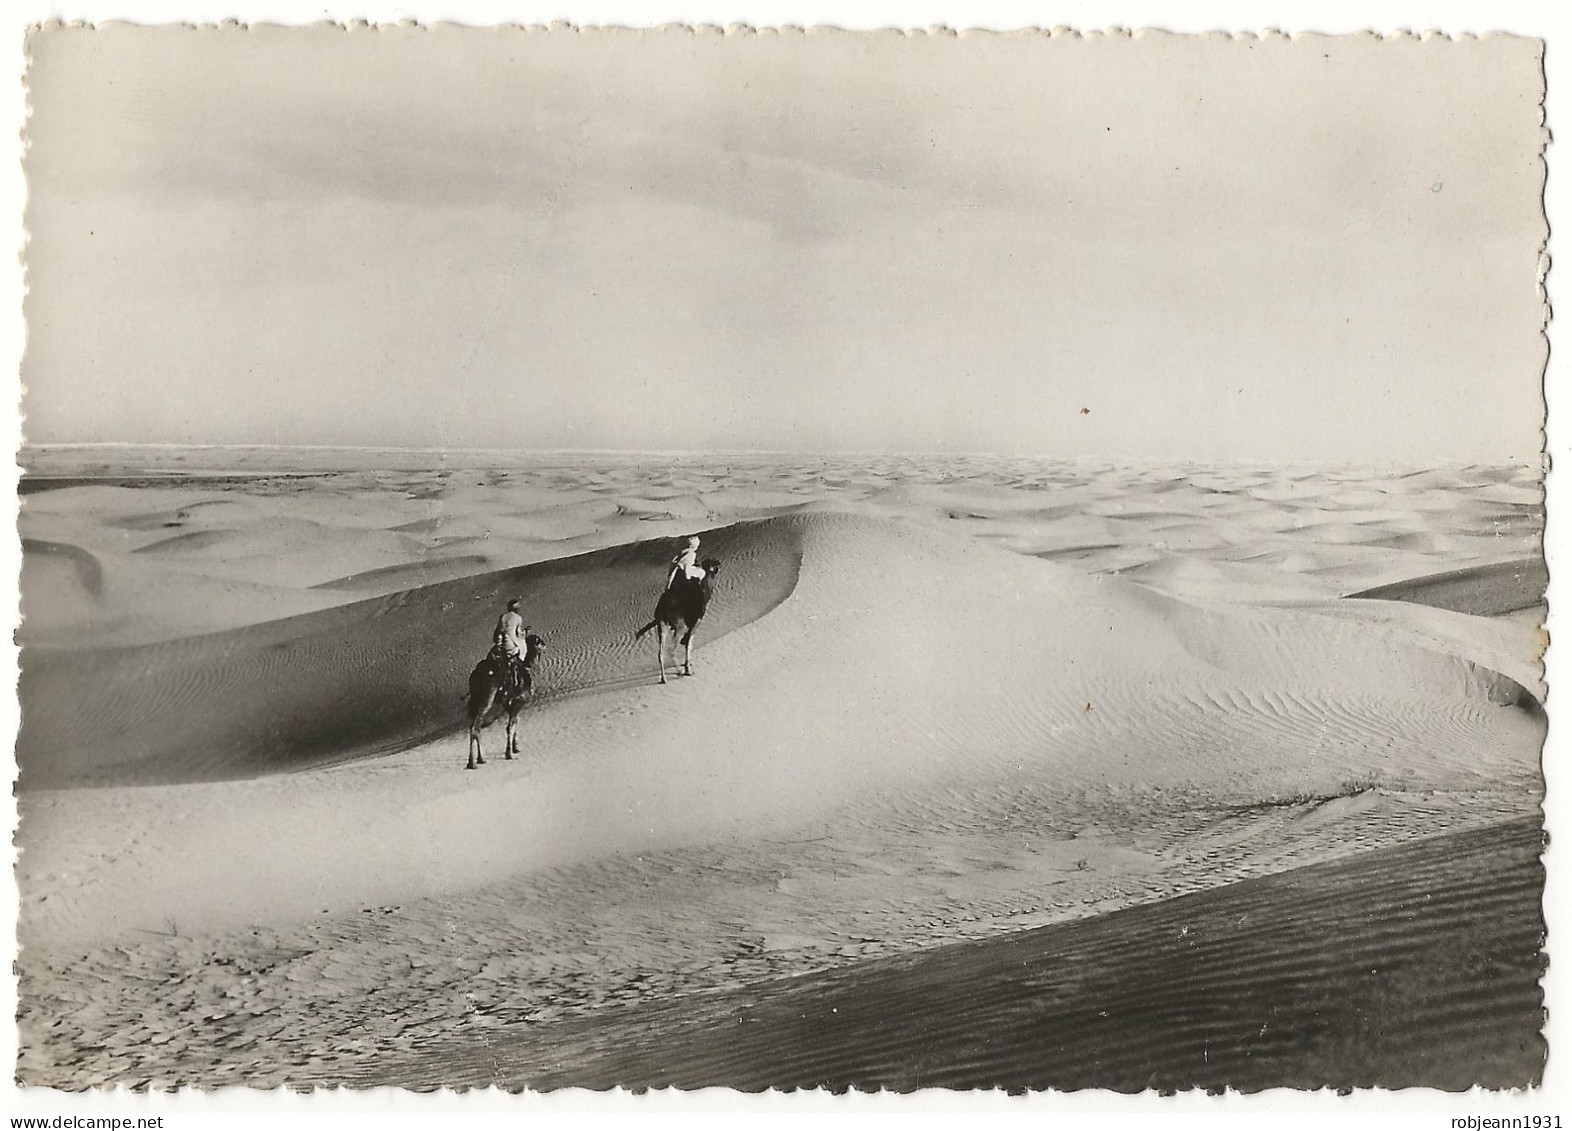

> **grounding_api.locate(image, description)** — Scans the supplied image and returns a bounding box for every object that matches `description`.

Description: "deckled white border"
[1,1,1563,1124]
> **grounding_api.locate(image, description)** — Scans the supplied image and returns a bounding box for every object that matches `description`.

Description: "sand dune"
[16,513,1543,953]
[18,512,1537,794]
[13,452,1547,1090]
[16,520,802,790]
[19,456,1543,644]
[112,496,270,533]
[612,495,715,521]
[1309,599,1545,708]
[21,538,105,594]
[401,818,1544,1093]
[392,507,616,543]
[310,554,498,592]
[1346,557,1549,617]
[126,522,428,590]
[131,529,240,554]
[18,538,353,649]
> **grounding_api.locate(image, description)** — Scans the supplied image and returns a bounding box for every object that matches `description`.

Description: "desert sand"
[381,818,1547,1093]
[12,447,1547,1090]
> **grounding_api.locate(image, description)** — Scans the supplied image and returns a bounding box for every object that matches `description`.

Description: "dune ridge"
[1345,557,1549,616]
[15,512,1544,957]
[19,458,1543,647]
[17,520,803,790]
[18,511,1538,793]
[21,538,104,594]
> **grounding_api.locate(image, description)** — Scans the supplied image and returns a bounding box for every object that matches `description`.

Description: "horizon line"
[14,441,1544,469]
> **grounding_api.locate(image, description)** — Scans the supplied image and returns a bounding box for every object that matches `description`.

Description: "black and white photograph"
[4,11,1559,1111]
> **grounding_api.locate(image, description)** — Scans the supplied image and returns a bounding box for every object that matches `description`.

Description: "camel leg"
[657,622,669,684]
[504,710,518,759]
[467,691,497,770]
[681,625,696,676]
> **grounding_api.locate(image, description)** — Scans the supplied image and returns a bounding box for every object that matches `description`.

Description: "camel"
[465,631,546,770]
[635,557,722,683]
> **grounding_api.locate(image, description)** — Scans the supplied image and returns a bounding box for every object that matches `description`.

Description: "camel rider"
[666,536,705,591]
[493,598,529,692]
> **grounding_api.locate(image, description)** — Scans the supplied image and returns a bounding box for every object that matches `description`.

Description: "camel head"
[699,558,722,580]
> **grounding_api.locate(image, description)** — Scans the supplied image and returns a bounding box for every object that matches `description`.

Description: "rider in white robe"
[666,536,705,590]
[493,599,529,690]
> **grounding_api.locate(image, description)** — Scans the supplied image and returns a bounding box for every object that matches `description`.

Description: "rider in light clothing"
[666,536,705,591]
[494,598,529,691]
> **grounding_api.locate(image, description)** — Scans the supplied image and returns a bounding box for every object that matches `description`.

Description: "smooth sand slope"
[1346,557,1548,616]
[17,521,802,789]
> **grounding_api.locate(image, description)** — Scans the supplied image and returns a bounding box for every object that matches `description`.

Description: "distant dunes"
[309,554,496,591]
[18,458,1545,646]
[131,529,237,554]
[21,538,104,595]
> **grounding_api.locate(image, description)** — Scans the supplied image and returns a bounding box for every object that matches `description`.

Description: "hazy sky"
[22,27,1547,460]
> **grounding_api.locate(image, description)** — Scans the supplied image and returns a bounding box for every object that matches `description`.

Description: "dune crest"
[16,512,1544,952]
[17,519,804,790]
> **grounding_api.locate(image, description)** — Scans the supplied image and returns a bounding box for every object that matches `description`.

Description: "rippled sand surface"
[14,448,1546,1090]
